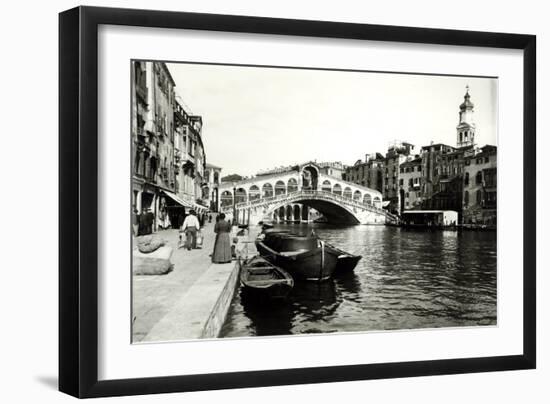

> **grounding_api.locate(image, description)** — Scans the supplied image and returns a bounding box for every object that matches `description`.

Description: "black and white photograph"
[131,60,497,343]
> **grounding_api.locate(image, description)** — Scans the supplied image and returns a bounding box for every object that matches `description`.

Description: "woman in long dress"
[212,213,232,263]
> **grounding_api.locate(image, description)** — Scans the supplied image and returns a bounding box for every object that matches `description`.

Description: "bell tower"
[456,86,476,148]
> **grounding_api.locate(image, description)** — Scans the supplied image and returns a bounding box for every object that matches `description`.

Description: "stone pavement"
[132,222,261,342]
[132,222,228,342]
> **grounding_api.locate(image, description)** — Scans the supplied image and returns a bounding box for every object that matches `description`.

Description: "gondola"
[255,235,338,281]
[324,243,362,272]
[256,231,361,280]
[239,256,294,299]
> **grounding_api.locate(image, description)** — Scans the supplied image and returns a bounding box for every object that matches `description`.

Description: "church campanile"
[456,86,476,148]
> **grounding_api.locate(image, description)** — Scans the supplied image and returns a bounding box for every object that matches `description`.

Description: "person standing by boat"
[181,209,200,251]
[212,213,232,263]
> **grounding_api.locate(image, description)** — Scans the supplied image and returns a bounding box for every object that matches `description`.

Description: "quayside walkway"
[132,222,254,342]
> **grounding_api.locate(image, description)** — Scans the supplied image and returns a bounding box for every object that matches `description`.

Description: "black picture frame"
[59,6,536,398]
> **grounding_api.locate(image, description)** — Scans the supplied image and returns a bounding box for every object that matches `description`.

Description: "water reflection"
[237,279,340,336]
[220,224,497,338]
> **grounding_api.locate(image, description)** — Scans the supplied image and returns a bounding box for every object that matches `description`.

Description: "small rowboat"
[239,256,294,299]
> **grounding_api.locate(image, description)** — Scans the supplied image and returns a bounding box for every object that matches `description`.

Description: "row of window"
[464,169,497,187]
[399,165,422,173]
[464,190,497,207]
[465,156,491,165]
[398,178,421,187]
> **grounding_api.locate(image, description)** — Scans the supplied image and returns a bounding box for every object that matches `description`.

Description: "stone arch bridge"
[218,162,396,225]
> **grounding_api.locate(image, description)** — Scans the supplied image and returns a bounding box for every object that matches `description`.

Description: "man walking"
[181,209,200,250]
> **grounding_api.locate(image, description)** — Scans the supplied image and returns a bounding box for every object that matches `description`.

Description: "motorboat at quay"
[255,229,362,281]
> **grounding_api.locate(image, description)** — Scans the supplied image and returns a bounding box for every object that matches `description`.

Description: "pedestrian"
[145,208,155,234]
[132,208,139,236]
[181,209,200,250]
[198,212,205,228]
[139,208,148,235]
[212,213,232,263]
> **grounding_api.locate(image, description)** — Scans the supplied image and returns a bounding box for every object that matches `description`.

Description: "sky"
[167,62,497,177]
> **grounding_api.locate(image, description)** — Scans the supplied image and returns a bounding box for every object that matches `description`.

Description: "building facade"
[399,157,423,211]
[174,101,207,207]
[132,61,177,230]
[317,161,346,179]
[419,143,465,214]
[463,145,497,225]
[418,88,479,219]
[132,61,208,232]
[344,87,496,224]
[383,142,416,213]
[343,153,384,192]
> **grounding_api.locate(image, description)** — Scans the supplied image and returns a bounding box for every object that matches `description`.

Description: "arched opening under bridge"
[268,198,361,225]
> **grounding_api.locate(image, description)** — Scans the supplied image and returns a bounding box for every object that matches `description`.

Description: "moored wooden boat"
[255,237,338,281]
[325,243,362,272]
[263,232,318,253]
[259,230,362,276]
[239,256,294,299]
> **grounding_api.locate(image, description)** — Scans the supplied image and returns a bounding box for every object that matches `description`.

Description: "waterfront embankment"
[132,222,256,342]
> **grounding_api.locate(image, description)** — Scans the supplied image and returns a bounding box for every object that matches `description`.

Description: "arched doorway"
[235,188,247,204]
[220,191,233,208]
[287,178,298,193]
[333,184,342,196]
[262,183,273,198]
[285,205,293,221]
[249,185,260,201]
[353,190,362,202]
[278,206,286,222]
[343,187,352,199]
[321,180,331,193]
[363,193,372,205]
[275,180,286,196]
[301,165,319,190]
[293,205,301,221]
[301,205,310,221]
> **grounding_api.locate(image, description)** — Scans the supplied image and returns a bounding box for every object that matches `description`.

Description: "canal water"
[220,224,497,337]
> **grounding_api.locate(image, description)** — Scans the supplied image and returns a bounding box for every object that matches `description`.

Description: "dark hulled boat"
[255,239,338,281]
[257,230,362,280]
[325,243,362,273]
[239,256,294,299]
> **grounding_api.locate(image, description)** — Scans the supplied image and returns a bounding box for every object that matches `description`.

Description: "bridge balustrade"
[220,189,389,217]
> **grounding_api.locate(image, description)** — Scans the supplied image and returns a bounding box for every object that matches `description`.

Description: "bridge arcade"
[218,162,390,225]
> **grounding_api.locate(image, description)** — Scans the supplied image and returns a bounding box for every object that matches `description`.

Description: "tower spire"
[456,86,476,148]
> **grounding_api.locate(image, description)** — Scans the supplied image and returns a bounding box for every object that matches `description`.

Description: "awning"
[162,190,192,208]
[192,202,210,213]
